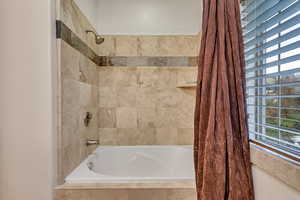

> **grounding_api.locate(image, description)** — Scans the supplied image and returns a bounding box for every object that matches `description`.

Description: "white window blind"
[242,0,300,158]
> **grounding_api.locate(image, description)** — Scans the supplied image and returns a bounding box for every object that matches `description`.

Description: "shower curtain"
[194,0,254,199]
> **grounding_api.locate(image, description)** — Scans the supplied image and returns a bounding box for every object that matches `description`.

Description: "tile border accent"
[56,20,199,67]
[99,56,198,67]
[56,20,101,65]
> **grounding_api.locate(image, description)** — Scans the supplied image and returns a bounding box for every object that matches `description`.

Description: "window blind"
[242,0,300,158]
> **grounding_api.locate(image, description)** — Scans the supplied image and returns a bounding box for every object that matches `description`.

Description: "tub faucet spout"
[86,139,99,146]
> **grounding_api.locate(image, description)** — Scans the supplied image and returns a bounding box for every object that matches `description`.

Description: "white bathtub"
[65,145,195,183]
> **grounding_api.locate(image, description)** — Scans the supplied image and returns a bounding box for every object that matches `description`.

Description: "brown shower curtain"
[194,0,254,199]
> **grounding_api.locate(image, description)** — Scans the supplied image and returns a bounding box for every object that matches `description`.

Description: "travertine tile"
[137,36,159,56]
[98,67,115,87]
[98,108,116,128]
[78,138,89,161]
[166,57,190,66]
[99,128,118,145]
[61,110,80,149]
[178,129,194,145]
[90,189,129,200]
[175,96,195,129]
[137,67,177,89]
[156,88,183,108]
[62,143,81,179]
[116,87,137,107]
[155,128,178,145]
[155,68,177,89]
[99,87,118,108]
[114,67,138,87]
[91,85,99,107]
[62,79,80,111]
[97,35,200,57]
[59,31,202,182]
[78,54,98,85]
[61,40,80,80]
[177,36,200,56]
[55,189,90,200]
[138,128,156,145]
[78,82,92,106]
[147,57,168,66]
[98,36,117,56]
[176,68,198,84]
[126,56,148,66]
[59,52,98,183]
[111,128,157,145]
[158,36,179,56]
[115,36,138,56]
[166,189,197,200]
[116,107,138,128]
[137,68,160,88]
[153,35,199,56]
[128,189,167,200]
[60,0,98,52]
[99,56,197,67]
[175,108,194,129]
[136,87,157,108]
[155,108,178,128]
[137,107,156,128]
[250,144,300,191]
[55,189,196,200]
[108,56,128,66]
[97,64,197,146]
[117,128,140,145]
[57,181,196,189]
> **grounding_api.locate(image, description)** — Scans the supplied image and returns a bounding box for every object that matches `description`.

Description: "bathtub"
[65,145,195,183]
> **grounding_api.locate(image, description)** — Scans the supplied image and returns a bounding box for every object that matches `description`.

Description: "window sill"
[250,143,300,191]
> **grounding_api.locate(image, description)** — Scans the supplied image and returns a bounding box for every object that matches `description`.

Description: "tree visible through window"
[242,0,300,157]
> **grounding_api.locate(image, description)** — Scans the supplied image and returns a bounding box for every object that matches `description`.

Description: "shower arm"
[86,30,97,36]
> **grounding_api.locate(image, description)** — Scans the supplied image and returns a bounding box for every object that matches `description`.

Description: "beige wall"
[0,0,56,200]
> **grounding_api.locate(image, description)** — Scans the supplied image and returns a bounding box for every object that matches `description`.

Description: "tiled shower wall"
[57,0,99,184]
[56,0,200,184]
[97,35,200,145]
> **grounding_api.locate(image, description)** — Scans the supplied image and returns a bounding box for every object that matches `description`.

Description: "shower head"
[95,35,105,44]
[86,30,105,45]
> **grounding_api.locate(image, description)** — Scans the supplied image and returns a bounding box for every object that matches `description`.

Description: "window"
[242,0,300,158]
